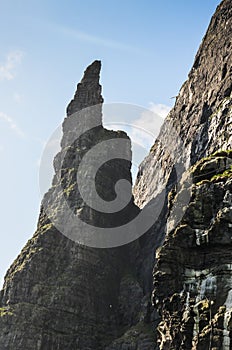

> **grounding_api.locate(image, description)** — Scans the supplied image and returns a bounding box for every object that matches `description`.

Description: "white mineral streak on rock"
[183,291,191,321]
[195,229,209,246]
[199,274,217,301]
[193,303,200,339]
[223,290,232,349]
[222,265,232,350]
[184,268,217,344]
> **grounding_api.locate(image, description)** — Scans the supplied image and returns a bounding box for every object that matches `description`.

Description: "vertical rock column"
[0,61,140,350]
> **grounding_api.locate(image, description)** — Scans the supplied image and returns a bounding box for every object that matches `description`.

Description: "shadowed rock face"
[0,1,231,349]
[154,151,232,349]
[0,62,153,349]
[66,60,104,116]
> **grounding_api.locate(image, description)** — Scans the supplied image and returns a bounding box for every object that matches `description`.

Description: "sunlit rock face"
[133,0,232,348]
[134,0,232,209]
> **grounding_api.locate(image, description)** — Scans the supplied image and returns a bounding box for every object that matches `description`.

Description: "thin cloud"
[148,103,172,119]
[0,112,25,138]
[102,103,171,182]
[56,25,143,54]
[0,51,23,81]
[131,103,171,148]
[104,102,171,158]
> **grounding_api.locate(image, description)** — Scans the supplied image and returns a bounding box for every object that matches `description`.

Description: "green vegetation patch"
[0,307,14,317]
[191,150,232,184]
[211,165,232,182]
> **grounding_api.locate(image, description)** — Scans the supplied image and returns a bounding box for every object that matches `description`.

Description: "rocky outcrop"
[154,151,232,349]
[135,0,232,208]
[133,0,232,348]
[0,61,152,349]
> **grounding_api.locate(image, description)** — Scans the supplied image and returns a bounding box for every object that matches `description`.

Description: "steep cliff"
[0,61,153,349]
[133,0,232,348]
[154,151,232,349]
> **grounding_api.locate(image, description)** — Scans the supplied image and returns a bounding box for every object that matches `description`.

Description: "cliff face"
[133,0,232,348]
[154,151,232,349]
[0,0,232,349]
[0,61,153,349]
[134,0,232,209]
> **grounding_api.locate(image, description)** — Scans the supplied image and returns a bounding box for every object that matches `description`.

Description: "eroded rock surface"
[154,151,232,349]
[133,0,232,348]
[0,61,152,350]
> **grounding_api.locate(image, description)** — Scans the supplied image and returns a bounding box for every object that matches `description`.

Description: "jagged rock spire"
[0,60,143,350]
[66,60,104,116]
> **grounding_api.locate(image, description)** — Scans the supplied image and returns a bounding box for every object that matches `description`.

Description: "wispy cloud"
[103,103,171,182]
[148,103,172,119]
[104,102,171,157]
[0,112,25,138]
[55,25,142,54]
[131,103,171,148]
[0,51,23,81]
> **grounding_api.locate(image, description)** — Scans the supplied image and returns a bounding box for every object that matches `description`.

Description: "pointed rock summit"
[81,60,101,81]
[0,61,143,349]
[67,60,103,116]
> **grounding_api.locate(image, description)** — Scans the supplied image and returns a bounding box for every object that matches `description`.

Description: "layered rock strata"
[133,0,232,348]
[0,61,153,349]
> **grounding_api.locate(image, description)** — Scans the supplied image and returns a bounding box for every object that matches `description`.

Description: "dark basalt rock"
[153,153,232,349]
[66,60,104,116]
[0,62,152,349]
[133,0,232,348]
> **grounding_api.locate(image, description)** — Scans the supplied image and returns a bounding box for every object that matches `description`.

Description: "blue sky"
[0,0,221,286]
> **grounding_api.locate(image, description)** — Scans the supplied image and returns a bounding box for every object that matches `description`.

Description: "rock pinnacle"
[66,60,104,117]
